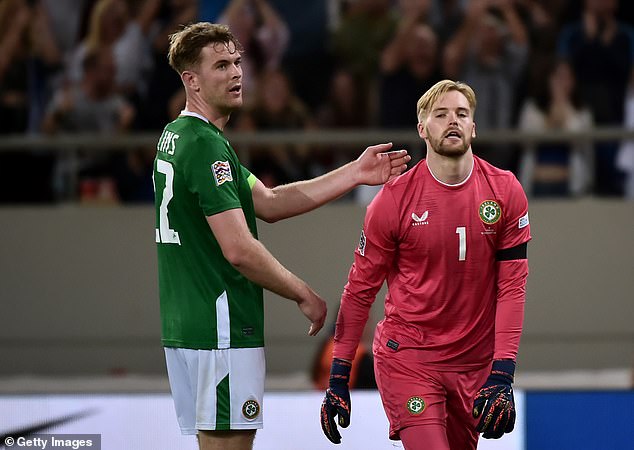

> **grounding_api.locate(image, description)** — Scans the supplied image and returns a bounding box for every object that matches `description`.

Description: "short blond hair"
[168,22,243,74]
[416,80,477,122]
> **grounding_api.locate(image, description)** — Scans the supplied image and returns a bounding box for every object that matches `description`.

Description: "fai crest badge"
[212,161,233,186]
[406,396,426,415]
[242,399,260,421]
[479,200,501,224]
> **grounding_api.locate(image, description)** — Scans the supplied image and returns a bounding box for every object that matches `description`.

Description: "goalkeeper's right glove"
[320,358,352,444]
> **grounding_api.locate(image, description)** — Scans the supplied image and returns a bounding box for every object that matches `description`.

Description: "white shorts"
[164,347,265,434]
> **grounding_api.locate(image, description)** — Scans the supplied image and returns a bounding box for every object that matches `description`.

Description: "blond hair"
[168,22,243,74]
[416,80,477,122]
[85,0,129,51]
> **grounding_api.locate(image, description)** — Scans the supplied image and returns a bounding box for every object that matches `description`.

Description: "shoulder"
[475,157,524,195]
[172,118,232,154]
[368,160,427,215]
[382,160,426,194]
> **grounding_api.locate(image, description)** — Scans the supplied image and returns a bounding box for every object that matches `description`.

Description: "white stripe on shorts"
[216,290,230,349]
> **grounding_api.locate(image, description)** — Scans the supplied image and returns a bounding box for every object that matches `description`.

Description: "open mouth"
[229,85,241,93]
[445,130,462,139]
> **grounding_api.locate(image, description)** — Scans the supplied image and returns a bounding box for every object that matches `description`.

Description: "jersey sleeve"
[498,175,531,250]
[333,186,398,360]
[494,175,531,360]
[241,165,258,190]
[183,135,242,217]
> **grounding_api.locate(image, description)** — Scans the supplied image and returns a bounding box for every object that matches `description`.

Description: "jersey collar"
[426,158,474,188]
[179,110,226,138]
[180,110,210,123]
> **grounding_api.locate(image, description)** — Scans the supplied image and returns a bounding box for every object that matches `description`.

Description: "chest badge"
[411,211,429,226]
[479,200,501,225]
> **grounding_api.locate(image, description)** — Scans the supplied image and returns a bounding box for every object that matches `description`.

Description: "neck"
[426,149,474,185]
[185,97,231,130]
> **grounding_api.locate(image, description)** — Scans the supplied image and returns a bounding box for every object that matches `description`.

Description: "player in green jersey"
[155,22,411,450]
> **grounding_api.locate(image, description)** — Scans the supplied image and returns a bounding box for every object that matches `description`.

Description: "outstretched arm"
[252,143,410,222]
[208,208,327,336]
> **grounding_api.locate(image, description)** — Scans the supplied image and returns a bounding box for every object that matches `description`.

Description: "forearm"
[380,18,417,73]
[494,259,528,360]
[232,236,313,303]
[501,5,528,46]
[333,284,376,361]
[265,160,361,221]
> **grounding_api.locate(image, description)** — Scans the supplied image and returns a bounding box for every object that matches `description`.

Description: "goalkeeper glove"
[473,359,516,439]
[320,358,352,444]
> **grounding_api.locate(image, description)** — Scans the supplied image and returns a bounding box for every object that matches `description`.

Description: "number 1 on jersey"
[155,160,181,245]
[456,226,466,261]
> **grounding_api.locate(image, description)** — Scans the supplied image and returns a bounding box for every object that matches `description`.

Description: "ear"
[417,122,426,139]
[471,122,476,138]
[182,71,199,92]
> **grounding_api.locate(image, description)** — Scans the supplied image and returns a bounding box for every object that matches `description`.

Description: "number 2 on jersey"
[456,226,466,261]
[155,160,181,245]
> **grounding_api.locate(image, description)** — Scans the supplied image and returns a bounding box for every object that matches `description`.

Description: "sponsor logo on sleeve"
[212,161,233,186]
[358,229,366,256]
[518,212,529,229]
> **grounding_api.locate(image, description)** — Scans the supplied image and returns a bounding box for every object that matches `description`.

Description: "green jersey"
[154,112,263,349]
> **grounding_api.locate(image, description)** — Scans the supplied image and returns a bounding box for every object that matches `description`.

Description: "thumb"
[338,406,350,428]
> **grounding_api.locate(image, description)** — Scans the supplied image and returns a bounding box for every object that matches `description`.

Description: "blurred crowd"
[1,0,634,203]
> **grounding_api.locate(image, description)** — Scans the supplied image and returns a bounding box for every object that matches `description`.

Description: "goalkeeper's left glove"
[473,359,516,439]
[320,358,352,444]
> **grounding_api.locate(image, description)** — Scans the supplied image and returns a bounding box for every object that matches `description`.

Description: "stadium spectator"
[67,0,160,101]
[311,68,369,183]
[0,0,31,135]
[557,0,634,196]
[320,80,530,449]
[134,0,198,130]
[517,60,594,196]
[443,0,529,172]
[241,68,316,186]
[26,1,100,134]
[155,22,409,450]
[378,23,443,128]
[513,0,566,118]
[0,0,57,203]
[217,0,290,107]
[330,0,397,122]
[317,68,370,129]
[429,0,467,43]
[42,46,135,201]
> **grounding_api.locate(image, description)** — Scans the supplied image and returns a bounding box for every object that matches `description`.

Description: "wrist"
[348,158,362,186]
[330,358,352,385]
[491,359,515,384]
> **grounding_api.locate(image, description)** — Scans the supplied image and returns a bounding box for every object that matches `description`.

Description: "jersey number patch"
[154,160,181,245]
[456,226,466,261]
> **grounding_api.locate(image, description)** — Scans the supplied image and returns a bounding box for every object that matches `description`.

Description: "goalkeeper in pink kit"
[320,80,531,450]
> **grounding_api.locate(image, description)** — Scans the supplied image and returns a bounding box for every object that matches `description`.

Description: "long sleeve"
[333,187,398,360]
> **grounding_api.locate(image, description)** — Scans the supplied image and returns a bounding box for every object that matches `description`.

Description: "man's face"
[418,90,475,158]
[190,41,243,114]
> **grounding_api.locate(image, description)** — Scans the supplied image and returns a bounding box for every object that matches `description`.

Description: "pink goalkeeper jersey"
[334,156,531,370]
